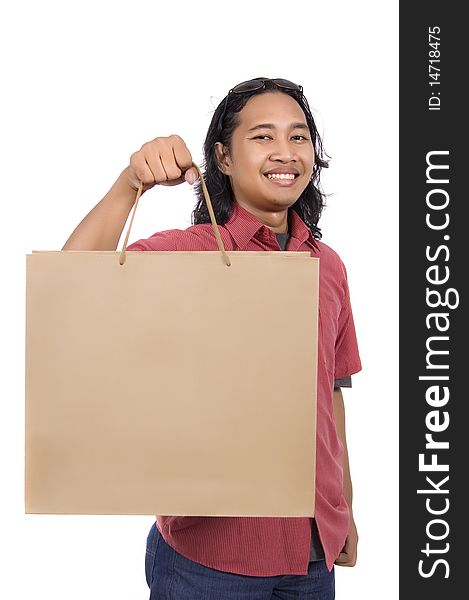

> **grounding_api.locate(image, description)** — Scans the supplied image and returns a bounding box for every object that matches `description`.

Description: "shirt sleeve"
[334,272,362,380]
[126,230,181,251]
[334,376,352,389]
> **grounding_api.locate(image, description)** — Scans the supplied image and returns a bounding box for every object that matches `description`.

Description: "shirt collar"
[225,201,319,250]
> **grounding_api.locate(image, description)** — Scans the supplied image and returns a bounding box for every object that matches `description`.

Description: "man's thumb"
[185,168,198,185]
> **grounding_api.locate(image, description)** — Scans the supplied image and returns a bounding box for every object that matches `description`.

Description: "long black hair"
[191,78,329,239]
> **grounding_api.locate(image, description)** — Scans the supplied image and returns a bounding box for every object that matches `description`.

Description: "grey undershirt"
[275,231,351,562]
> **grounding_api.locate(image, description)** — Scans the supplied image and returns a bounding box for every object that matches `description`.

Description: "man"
[63,78,362,599]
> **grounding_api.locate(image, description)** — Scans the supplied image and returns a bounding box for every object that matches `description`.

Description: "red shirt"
[127,201,362,575]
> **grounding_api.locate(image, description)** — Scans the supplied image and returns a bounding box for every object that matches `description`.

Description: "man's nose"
[269,138,297,162]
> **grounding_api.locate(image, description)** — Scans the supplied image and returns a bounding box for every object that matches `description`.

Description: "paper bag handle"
[119,162,231,267]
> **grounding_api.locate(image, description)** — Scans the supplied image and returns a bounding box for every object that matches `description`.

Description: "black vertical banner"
[400,3,465,598]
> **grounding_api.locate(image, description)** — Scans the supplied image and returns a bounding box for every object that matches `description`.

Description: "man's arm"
[61,136,197,251]
[333,388,359,567]
[62,169,137,251]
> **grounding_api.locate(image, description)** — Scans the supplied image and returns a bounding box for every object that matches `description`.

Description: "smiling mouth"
[264,173,299,186]
[265,173,298,180]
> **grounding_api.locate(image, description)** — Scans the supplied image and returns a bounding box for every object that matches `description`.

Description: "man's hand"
[335,514,358,567]
[127,135,197,191]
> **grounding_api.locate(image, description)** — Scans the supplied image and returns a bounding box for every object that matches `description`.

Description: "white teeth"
[266,173,296,180]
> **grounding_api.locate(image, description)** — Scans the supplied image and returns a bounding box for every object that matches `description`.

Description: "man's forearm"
[62,168,137,251]
[332,388,353,511]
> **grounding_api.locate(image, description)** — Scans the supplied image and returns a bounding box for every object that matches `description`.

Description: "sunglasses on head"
[219,78,303,126]
[229,77,303,95]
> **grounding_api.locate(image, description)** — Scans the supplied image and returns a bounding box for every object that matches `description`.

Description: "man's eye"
[253,135,272,140]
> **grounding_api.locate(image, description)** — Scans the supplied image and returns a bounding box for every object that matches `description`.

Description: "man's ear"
[214,142,232,176]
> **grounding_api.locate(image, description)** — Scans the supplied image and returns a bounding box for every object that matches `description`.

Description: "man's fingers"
[171,135,193,173]
[129,151,155,187]
[335,551,356,567]
[127,135,195,190]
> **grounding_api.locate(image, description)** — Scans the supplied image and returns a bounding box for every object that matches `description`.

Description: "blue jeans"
[145,522,335,599]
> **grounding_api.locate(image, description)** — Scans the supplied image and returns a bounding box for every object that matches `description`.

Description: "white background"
[0,1,398,598]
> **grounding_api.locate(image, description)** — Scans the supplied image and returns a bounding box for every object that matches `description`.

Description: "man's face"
[216,92,315,215]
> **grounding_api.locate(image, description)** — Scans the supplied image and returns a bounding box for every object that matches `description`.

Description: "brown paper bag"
[25,166,319,516]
